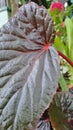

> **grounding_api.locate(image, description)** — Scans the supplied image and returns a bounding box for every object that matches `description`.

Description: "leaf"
[36,109,53,130]
[65,17,73,60]
[59,73,68,91]
[36,119,53,130]
[0,2,59,130]
[54,36,67,55]
[49,92,73,130]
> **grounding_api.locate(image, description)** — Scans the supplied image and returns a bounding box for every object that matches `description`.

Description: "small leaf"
[59,73,68,91]
[54,36,67,55]
[65,17,73,60]
[49,92,73,130]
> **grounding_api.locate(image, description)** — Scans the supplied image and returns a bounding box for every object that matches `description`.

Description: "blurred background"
[0,0,72,27]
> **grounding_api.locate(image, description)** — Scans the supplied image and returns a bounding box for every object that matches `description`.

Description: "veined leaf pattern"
[0,2,59,130]
[49,92,73,130]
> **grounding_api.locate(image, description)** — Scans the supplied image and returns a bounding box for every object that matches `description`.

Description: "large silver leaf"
[0,2,59,130]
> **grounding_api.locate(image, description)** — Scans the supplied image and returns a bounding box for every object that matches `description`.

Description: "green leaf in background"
[54,36,67,55]
[65,17,73,61]
[59,73,68,91]
[18,0,25,5]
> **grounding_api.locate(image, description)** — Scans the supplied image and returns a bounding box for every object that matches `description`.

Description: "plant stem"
[58,51,73,67]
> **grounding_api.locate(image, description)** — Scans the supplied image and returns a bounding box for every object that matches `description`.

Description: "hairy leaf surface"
[49,92,73,130]
[0,2,59,130]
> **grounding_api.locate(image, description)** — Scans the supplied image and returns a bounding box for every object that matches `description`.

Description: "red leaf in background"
[0,2,59,130]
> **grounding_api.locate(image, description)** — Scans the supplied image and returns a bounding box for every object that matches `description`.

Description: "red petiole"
[58,51,73,67]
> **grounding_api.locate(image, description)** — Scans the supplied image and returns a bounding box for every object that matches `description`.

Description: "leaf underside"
[49,92,73,130]
[0,2,59,130]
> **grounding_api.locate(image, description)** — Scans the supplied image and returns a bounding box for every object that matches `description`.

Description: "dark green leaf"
[49,92,73,130]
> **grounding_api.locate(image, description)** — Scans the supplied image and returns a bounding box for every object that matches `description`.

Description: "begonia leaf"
[0,2,59,130]
[49,92,73,130]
